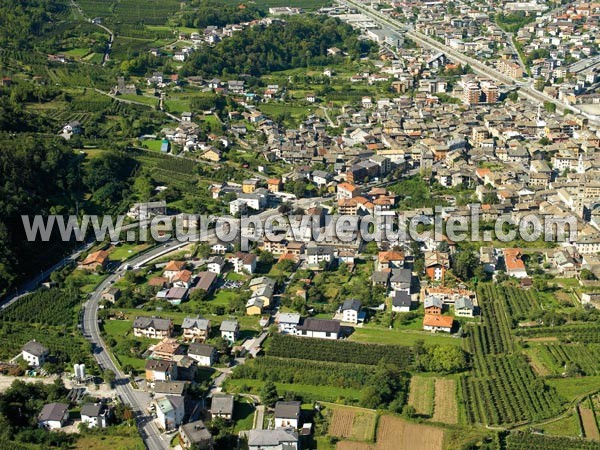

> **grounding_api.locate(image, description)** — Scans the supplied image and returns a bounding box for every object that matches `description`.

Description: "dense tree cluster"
[178,1,265,28]
[181,15,375,77]
[0,0,67,50]
[0,379,73,447]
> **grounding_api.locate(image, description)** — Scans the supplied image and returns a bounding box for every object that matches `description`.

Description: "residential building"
[392,291,412,312]
[38,403,69,430]
[145,360,178,383]
[296,318,340,340]
[275,313,301,334]
[503,248,528,278]
[424,296,443,315]
[306,245,334,267]
[248,429,299,450]
[133,317,173,339]
[423,314,453,333]
[179,420,213,449]
[154,395,185,431]
[231,252,257,274]
[274,401,301,429]
[22,340,49,367]
[151,338,184,360]
[210,394,234,421]
[80,403,109,429]
[207,256,225,274]
[220,320,239,344]
[340,299,363,324]
[187,343,217,367]
[455,297,475,317]
[79,250,109,271]
[182,317,211,342]
[424,251,449,281]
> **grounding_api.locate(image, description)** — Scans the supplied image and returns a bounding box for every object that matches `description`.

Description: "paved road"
[82,241,190,450]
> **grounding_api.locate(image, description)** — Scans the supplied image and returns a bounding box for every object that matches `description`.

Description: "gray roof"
[424,296,443,309]
[277,313,301,325]
[248,429,298,446]
[182,317,210,330]
[154,381,187,396]
[210,394,234,415]
[80,403,104,418]
[23,340,49,357]
[274,401,301,419]
[296,318,340,334]
[306,245,334,256]
[390,268,412,284]
[372,270,391,283]
[180,420,212,445]
[188,343,215,357]
[220,320,239,332]
[38,403,68,422]
[392,291,412,308]
[133,317,172,331]
[341,299,361,312]
[455,297,474,310]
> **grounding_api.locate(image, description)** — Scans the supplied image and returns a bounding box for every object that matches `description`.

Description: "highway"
[338,0,600,125]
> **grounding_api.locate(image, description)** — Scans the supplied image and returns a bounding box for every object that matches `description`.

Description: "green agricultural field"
[225,378,362,403]
[349,326,462,347]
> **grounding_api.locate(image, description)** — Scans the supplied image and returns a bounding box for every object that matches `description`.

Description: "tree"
[359,386,383,409]
[261,381,279,407]
[402,404,417,418]
[196,243,212,259]
[453,251,479,281]
[103,370,116,387]
[580,268,596,280]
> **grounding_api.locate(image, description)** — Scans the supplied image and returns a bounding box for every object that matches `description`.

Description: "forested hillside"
[181,15,376,77]
[0,0,68,50]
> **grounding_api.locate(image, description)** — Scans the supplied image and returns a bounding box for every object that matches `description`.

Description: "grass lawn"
[63,47,91,58]
[142,139,167,152]
[164,98,191,114]
[103,319,153,372]
[109,243,152,261]
[75,425,145,450]
[546,376,600,402]
[232,399,256,433]
[68,271,108,294]
[225,379,362,403]
[530,409,583,437]
[225,272,247,281]
[349,326,462,347]
[211,290,237,306]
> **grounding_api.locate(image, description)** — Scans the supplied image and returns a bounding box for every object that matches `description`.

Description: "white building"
[220,320,239,344]
[276,313,301,334]
[22,340,49,367]
[340,299,362,324]
[296,318,340,340]
[80,403,109,428]
[38,403,69,430]
[155,395,185,431]
[274,401,301,429]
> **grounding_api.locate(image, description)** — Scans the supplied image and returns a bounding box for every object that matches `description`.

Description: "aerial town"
[0,1,600,450]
